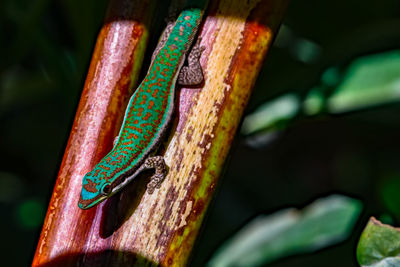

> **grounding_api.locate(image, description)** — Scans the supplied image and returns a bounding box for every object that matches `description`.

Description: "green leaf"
[328,50,400,113]
[241,94,300,135]
[207,195,362,267]
[357,217,400,267]
[242,50,400,138]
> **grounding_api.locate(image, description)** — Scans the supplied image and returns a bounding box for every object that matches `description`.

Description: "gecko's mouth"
[78,190,107,209]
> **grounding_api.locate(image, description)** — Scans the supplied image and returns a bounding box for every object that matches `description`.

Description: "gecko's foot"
[147,172,166,194]
[144,155,167,194]
[177,36,206,86]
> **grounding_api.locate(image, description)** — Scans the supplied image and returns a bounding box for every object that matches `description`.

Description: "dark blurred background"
[1,0,400,266]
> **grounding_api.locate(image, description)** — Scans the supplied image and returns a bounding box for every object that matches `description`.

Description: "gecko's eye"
[101,183,112,195]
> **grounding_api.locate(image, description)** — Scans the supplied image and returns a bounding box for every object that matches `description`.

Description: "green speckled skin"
[78,5,205,209]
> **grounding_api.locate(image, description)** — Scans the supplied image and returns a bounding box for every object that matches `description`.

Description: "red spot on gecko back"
[152,89,159,98]
[93,169,101,176]
[147,100,155,110]
[128,133,139,139]
[168,44,178,52]
[139,95,147,105]
[122,140,134,146]
[140,122,152,127]
[143,112,152,121]
[137,107,144,117]
[160,68,169,77]
[128,125,143,133]
[116,154,125,161]
[84,179,98,193]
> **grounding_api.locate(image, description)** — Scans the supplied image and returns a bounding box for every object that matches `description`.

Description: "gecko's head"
[78,170,113,209]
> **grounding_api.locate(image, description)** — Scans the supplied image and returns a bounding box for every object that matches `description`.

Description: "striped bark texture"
[32,0,288,266]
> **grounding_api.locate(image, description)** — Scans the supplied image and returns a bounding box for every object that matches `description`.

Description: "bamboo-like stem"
[32,0,288,266]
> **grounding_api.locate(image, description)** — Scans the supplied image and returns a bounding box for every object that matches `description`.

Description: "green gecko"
[78,1,207,209]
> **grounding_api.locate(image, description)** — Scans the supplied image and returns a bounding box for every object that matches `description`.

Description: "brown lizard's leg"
[178,38,205,86]
[143,156,167,194]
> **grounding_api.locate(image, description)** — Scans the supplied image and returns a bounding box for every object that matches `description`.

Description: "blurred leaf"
[15,198,45,229]
[328,50,400,113]
[357,217,400,267]
[290,37,322,64]
[321,67,341,87]
[241,94,300,135]
[208,195,362,267]
[243,50,400,137]
[303,87,324,115]
[380,175,400,222]
[244,131,280,149]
